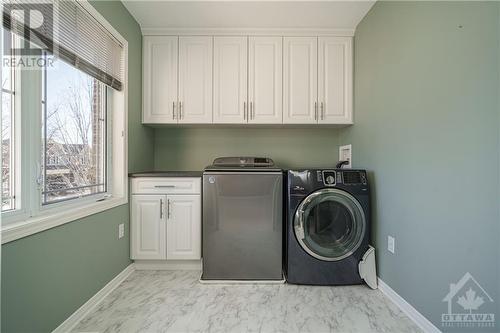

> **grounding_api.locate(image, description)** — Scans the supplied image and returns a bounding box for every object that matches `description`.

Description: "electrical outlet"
[118,223,124,239]
[388,235,395,254]
[339,144,352,168]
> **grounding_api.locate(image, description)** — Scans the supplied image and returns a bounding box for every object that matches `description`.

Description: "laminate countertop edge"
[129,171,203,178]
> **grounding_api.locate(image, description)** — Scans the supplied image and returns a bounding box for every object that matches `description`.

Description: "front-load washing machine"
[285,169,377,288]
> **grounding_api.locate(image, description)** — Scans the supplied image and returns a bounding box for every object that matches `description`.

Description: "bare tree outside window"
[42,56,107,204]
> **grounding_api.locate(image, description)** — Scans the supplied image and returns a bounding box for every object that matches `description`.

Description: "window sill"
[1,197,127,244]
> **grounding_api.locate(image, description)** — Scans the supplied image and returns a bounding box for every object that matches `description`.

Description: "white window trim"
[1,1,128,244]
[2,36,22,215]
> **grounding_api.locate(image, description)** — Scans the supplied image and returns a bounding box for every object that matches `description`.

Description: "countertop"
[128,171,202,178]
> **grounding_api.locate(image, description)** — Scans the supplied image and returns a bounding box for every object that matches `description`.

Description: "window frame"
[1,34,21,214]
[40,58,110,207]
[1,1,128,244]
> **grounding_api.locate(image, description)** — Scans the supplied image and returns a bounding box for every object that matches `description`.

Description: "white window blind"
[2,0,124,90]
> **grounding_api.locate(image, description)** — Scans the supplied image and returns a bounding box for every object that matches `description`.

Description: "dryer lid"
[212,157,274,168]
[205,157,280,172]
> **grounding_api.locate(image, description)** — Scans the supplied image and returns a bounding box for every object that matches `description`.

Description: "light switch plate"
[388,235,395,254]
[118,223,124,239]
[339,144,352,168]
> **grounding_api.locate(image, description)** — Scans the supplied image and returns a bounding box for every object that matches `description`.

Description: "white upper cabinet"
[318,37,353,124]
[142,34,352,126]
[213,36,248,124]
[283,37,318,124]
[166,194,201,260]
[248,37,283,124]
[178,36,213,123]
[143,36,178,123]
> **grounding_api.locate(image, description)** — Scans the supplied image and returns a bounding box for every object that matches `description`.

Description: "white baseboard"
[378,278,441,333]
[52,263,135,333]
[134,259,201,270]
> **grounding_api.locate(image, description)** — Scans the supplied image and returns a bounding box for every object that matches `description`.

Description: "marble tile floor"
[73,270,421,333]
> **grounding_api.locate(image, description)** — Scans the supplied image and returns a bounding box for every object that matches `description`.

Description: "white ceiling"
[122,1,375,34]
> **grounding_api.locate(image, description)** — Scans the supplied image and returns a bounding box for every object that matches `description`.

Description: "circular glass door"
[294,188,366,261]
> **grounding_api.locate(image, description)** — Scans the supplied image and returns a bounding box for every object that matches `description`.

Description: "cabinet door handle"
[167,199,171,219]
[314,102,318,120]
[160,199,164,219]
[179,101,182,120]
[243,102,247,120]
[251,102,254,120]
[172,102,176,120]
[155,185,176,188]
[321,102,324,120]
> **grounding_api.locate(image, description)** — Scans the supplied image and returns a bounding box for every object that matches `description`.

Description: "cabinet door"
[166,195,201,260]
[143,36,178,124]
[318,37,353,124]
[178,36,213,124]
[283,37,318,124]
[131,195,166,260]
[213,37,248,124]
[248,36,283,124]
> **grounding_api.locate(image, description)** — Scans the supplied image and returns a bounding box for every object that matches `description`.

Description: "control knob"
[325,175,335,185]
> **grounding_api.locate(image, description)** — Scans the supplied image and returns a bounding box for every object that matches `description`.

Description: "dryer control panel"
[316,170,367,186]
[322,171,337,186]
[342,170,368,185]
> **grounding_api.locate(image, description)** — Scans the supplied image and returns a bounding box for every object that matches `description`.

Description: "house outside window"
[41,57,108,204]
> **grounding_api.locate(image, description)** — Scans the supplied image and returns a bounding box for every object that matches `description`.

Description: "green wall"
[154,128,341,170]
[341,1,500,330]
[3,1,500,332]
[2,206,130,333]
[1,2,154,332]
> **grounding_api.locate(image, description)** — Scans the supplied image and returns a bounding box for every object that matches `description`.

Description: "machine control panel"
[322,171,336,186]
[212,157,274,167]
[343,170,368,185]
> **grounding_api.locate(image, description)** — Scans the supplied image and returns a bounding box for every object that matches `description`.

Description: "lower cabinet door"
[166,194,201,260]
[131,195,167,260]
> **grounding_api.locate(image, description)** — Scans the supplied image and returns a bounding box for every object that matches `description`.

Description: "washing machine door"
[294,188,366,261]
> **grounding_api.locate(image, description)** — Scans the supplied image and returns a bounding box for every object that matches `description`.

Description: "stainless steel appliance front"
[202,171,283,280]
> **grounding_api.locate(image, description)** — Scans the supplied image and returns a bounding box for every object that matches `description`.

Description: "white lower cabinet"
[130,177,201,261]
[166,195,201,260]
[131,195,167,260]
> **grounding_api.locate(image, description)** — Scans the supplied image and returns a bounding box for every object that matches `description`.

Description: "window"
[2,31,17,212]
[1,0,128,244]
[41,56,108,204]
